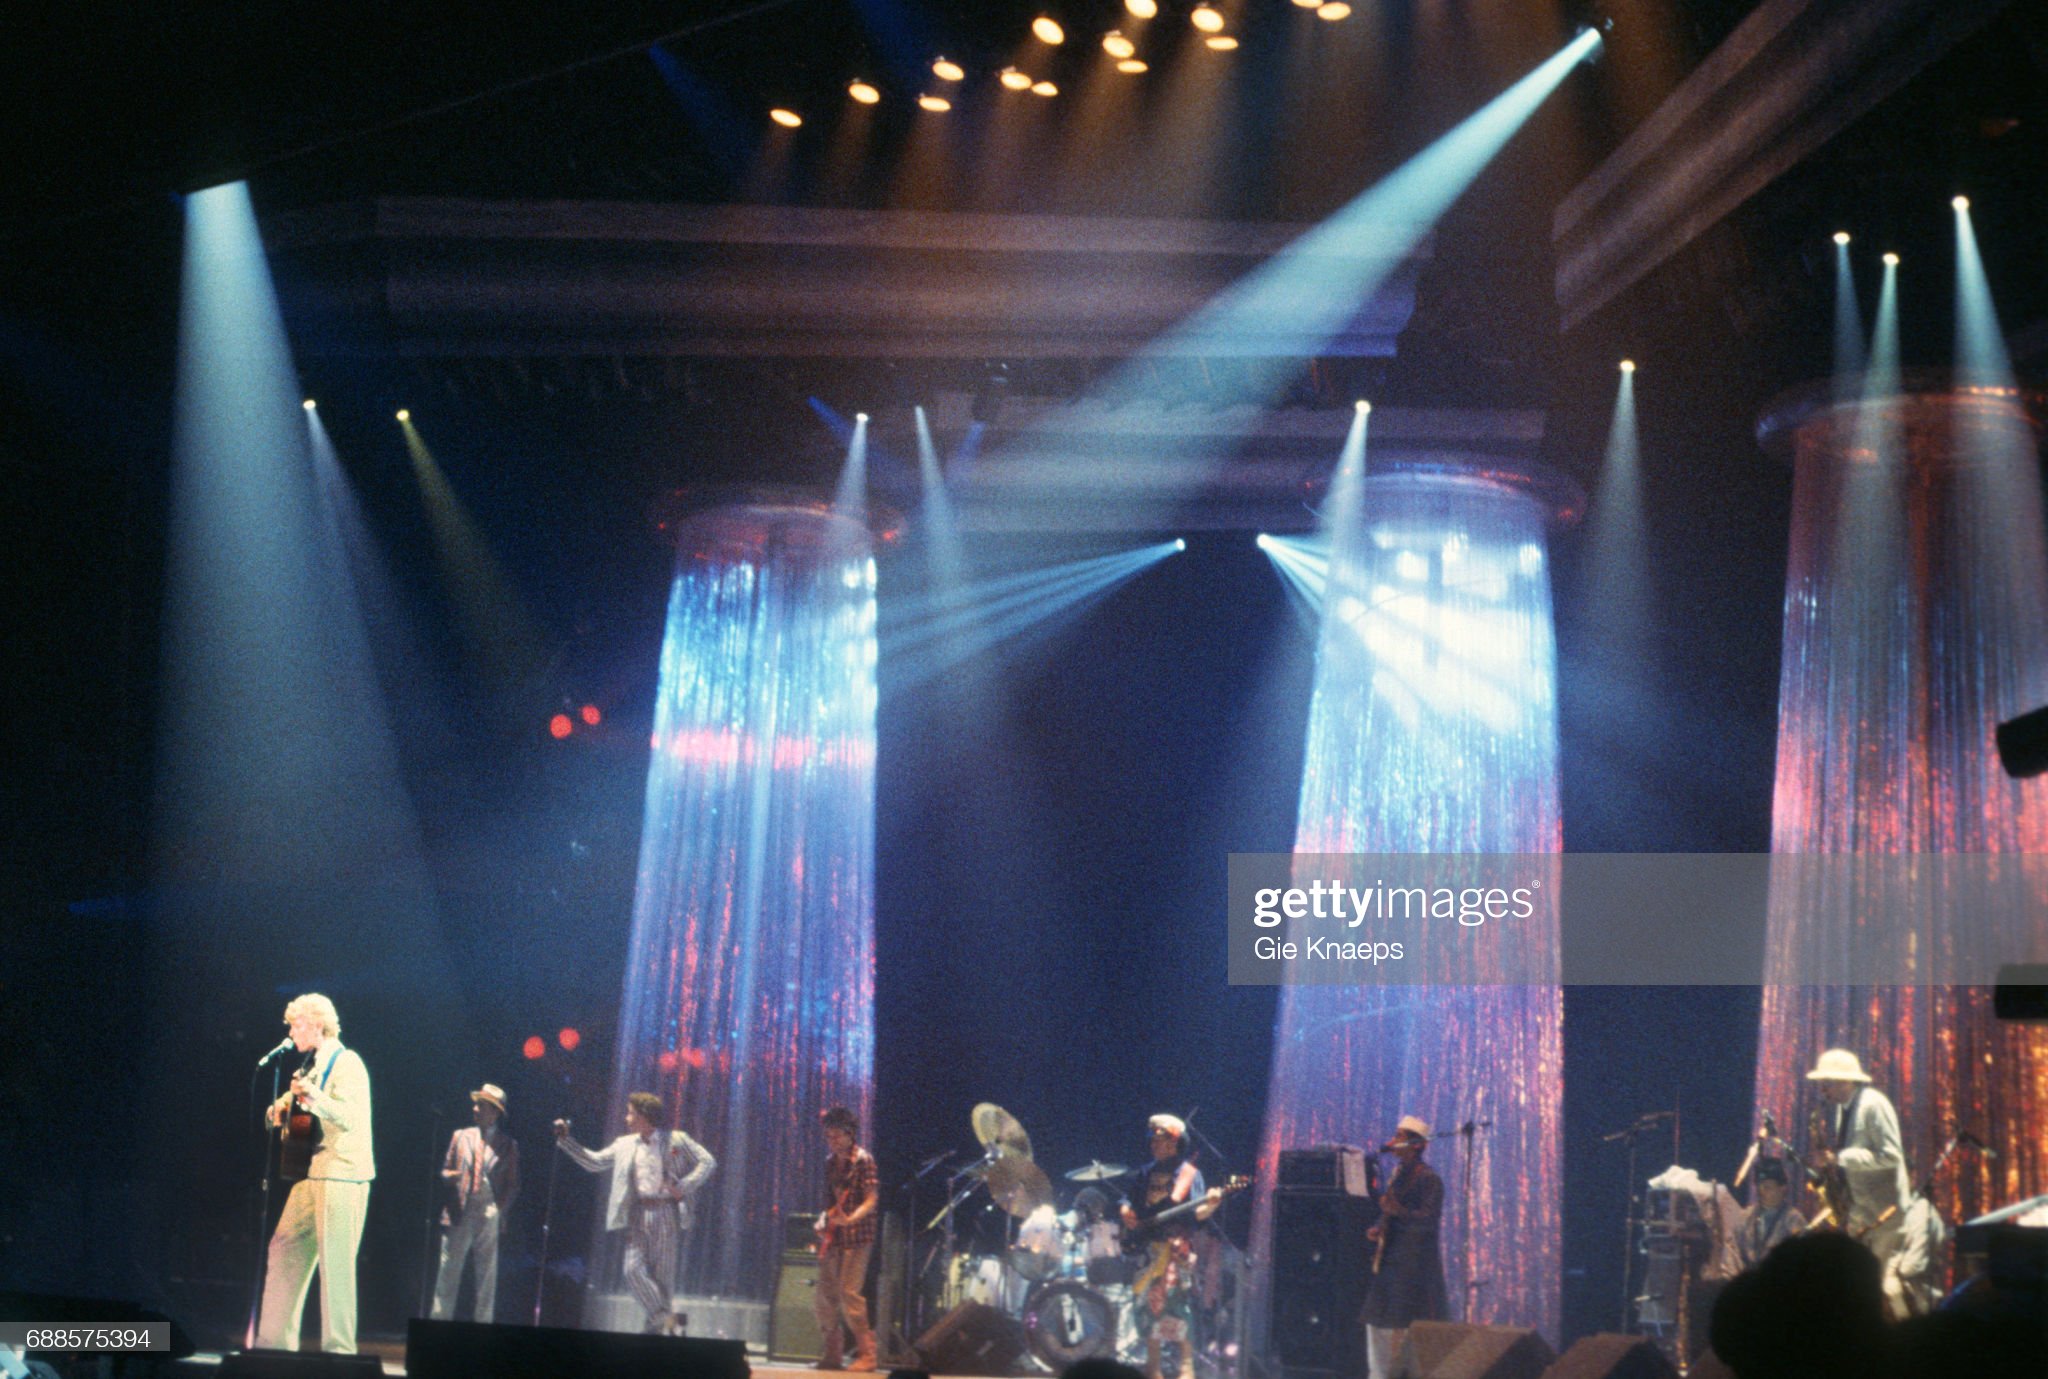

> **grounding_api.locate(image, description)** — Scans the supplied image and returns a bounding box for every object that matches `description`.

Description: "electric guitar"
[1805,1105,1853,1230]
[277,1051,323,1182]
[1127,1175,1251,1297]
[815,1179,859,1253]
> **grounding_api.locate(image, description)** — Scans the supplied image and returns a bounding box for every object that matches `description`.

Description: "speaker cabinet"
[1434,1325,1555,1379]
[1270,1189,1376,1378]
[405,1318,747,1379]
[914,1300,1028,1376]
[770,1249,825,1361]
[1540,1334,1678,1379]
[1400,1320,1480,1376]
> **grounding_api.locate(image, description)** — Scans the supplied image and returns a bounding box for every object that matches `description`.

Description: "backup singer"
[814,1106,879,1372]
[1119,1114,1206,1379]
[431,1083,520,1323]
[1361,1116,1448,1379]
[256,993,375,1354]
[554,1092,716,1335]
[1804,1048,1917,1315]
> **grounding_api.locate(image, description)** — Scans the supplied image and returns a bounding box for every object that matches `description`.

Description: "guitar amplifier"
[1277,1144,1373,1195]
[769,1250,824,1361]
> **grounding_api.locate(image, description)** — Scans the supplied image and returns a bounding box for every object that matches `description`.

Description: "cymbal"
[1064,1160,1130,1183]
[971,1102,1033,1161]
[984,1155,1053,1218]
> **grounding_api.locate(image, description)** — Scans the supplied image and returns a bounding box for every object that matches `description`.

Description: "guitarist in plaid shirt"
[814,1106,879,1371]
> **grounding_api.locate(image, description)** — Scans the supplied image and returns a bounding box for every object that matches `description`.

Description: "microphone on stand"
[1958,1131,2000,1160]
[255,1037,296,1067]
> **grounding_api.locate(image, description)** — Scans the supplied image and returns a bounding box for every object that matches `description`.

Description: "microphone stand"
[533,1122,567,1327]
[244,1051,290,1349]
[1452,1117,1492,1322]
[1601,1110,1675,1334]
[898,1149,955,1352]
[419,1105,448,1319]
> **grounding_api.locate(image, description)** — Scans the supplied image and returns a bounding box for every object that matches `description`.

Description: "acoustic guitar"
[278,1051,323,1182]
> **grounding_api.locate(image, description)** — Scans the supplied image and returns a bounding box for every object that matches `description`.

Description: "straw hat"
[1804,1049,1872,1083]
[471,1083,509,1113]
[1388,1115,1432,1144]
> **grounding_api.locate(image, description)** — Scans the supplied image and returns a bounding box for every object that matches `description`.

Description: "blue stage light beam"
[1257,532,1331,635]
[1580,362,1650,656]
[1145,28,1600,365]
[881,540,1184,692]
[1954,198,2014,389]
[614,501,878,1306]
[834,410,871,518]
[982,30,1601,530]
[158,187,467,1316]
[915,404,967,588]
[399,414,544,709]
[1832,233,1865,398]
[1258,467,1566,1340]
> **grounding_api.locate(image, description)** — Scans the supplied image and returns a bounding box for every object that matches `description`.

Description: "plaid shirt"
[824,1146,879,1248]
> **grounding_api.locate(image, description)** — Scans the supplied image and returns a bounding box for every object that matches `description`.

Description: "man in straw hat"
[1361,1115,1448,1379]
[1805,1048,1918,1315]
[431,1083,520,1322]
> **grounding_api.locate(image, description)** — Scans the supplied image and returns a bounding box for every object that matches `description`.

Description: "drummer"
[1120,1114,1206,1379]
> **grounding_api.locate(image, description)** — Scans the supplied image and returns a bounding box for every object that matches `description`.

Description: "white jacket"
[558,1128,715,1231]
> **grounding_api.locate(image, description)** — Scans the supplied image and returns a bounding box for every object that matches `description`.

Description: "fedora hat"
[1804,1049,1872,1083]
[1385,1114,1431,1146]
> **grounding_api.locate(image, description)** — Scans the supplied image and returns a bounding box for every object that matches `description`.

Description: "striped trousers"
[623,1202,680,1331]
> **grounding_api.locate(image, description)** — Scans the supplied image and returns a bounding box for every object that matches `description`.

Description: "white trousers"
[1366,1324,1405,1379]
[431,1197,501,1323]
[257,1178,371,1353]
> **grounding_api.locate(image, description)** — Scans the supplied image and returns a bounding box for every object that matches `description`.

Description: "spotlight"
[302,398,316,411]
[1293,0,1320,7]
[1883,252,1900,267]
[856,412,870,423]
[1125,0,1158,17]
[932,57,966,82]
[522,1036,545,1060]
[1619,359,1636,373]
[999,67,1034,90]
[395,408,411,423]
[769,107,803,128]
[1033,15,1066,44]
[1355,399,1371,413]
[1031,80,1058,97]
[918,93,952,112]
[558,1027,582,1051]
[1832,231,1851,246]
[1117,58,1148,73]
[1173,538,1188,553]
[849,80,881,104]
[580,703,602,726]
[1256,533,1274,550]
[1206,34,1239,49]
[1952,194,1970,212]
[1317,2,1353,18]
[1191,5,1224,33]
[1103,31,1136,59]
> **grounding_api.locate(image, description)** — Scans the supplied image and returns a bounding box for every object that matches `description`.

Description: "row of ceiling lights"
[765,1,1357,128]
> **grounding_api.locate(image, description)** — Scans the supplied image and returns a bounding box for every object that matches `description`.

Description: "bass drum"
[1021,1282,1118,1369]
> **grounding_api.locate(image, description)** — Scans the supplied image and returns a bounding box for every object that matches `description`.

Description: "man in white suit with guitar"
[554,1091,716,1335]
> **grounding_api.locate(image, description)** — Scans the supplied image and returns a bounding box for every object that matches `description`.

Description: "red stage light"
[548,713,573,739]
[657,1050,679,1072]
[580,704,602,726]
[521,1035,546,1060]
[558,1027,581,1051]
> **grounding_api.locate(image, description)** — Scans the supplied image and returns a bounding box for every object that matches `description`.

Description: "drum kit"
[923,1102,1138,1368]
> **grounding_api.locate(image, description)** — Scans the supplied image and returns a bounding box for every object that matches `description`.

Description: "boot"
[848,1328,877,1373]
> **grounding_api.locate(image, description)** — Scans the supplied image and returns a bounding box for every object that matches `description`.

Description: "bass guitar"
[1127,1175,1251,1297]
[277,1051,323,1182]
